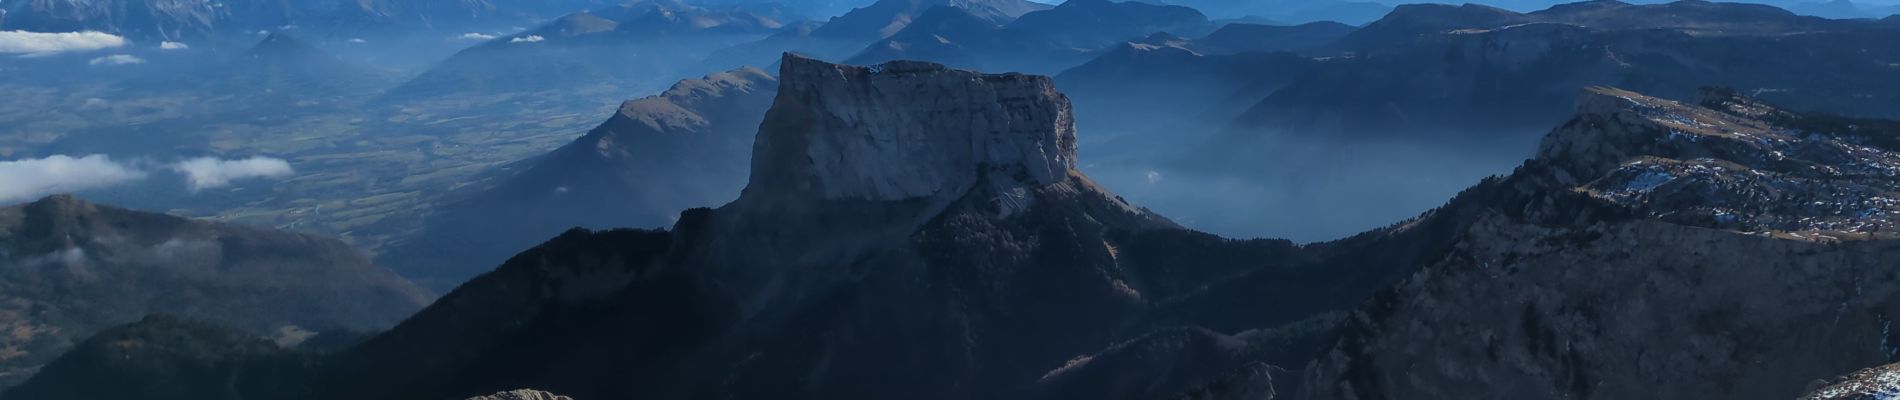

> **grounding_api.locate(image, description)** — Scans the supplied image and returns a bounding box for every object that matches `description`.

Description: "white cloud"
[88,54,145,65]
[0,30,127,54]
[458,32,497,40]
[0,155,146,202]
[509,35,546,43]
[171,156,293,190]
[159,41,189,50]
[349,38,367,43]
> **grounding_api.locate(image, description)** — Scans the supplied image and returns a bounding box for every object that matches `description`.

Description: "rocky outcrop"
[1299,88,1900,400]
[1802,362,1900,400]
[466,389,575,400]
[0,195,428,388]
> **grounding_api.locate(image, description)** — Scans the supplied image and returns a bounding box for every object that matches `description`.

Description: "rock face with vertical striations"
[744,53,1079,204]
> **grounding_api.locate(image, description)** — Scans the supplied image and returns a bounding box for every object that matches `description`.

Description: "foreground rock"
[1803,362,1900,400]
[467,389,574,400]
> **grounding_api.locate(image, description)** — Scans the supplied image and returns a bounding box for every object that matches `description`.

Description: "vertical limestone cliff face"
[743,53,1079,205]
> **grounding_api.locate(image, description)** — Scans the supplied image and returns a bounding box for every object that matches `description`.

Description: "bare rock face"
[746,53,1078,205]
[1803,362,1900,400]
[466,389,574,400]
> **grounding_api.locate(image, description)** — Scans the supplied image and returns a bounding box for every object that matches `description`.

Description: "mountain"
[1160,0,1390,24]
[1054,36,1316,155]
[379,67,778,289]
[1049,20,1349,147]
[1238,0,1900,141]
[1336,0,1868,51]
[378,0,797,135]
[0,0,221,40]
[695,0,1049,71]
[223,32,393,97]
[1150,0,1900,240]
[1300,87,1900,400]
[1790,0,1870,18]
[0,0,579,40]
[844,0,1216,74]
[6,54,1394,400]
[21,52,1900,400]
[1192,21,1355,55]
[0,195,429,388]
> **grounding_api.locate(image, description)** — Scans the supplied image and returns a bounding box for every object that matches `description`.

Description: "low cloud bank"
[173,156,294,190]
[159,41,189,50]
[459,32,497,40]
[88,54,145,65]
[0,30,127,54]
[0,155,146,202]
[510,35,545,43]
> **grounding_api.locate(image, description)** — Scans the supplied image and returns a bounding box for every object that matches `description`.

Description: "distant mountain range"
[0,0,626,39]
[844,0,1216,74]
[385,0,796,99]
[1087,0,1900,241]
[1161,0,1393,24]
[696,0,1049,71]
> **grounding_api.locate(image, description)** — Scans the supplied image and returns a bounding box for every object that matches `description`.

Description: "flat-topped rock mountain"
[747,54,1082,204]
[0,195,428,388]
